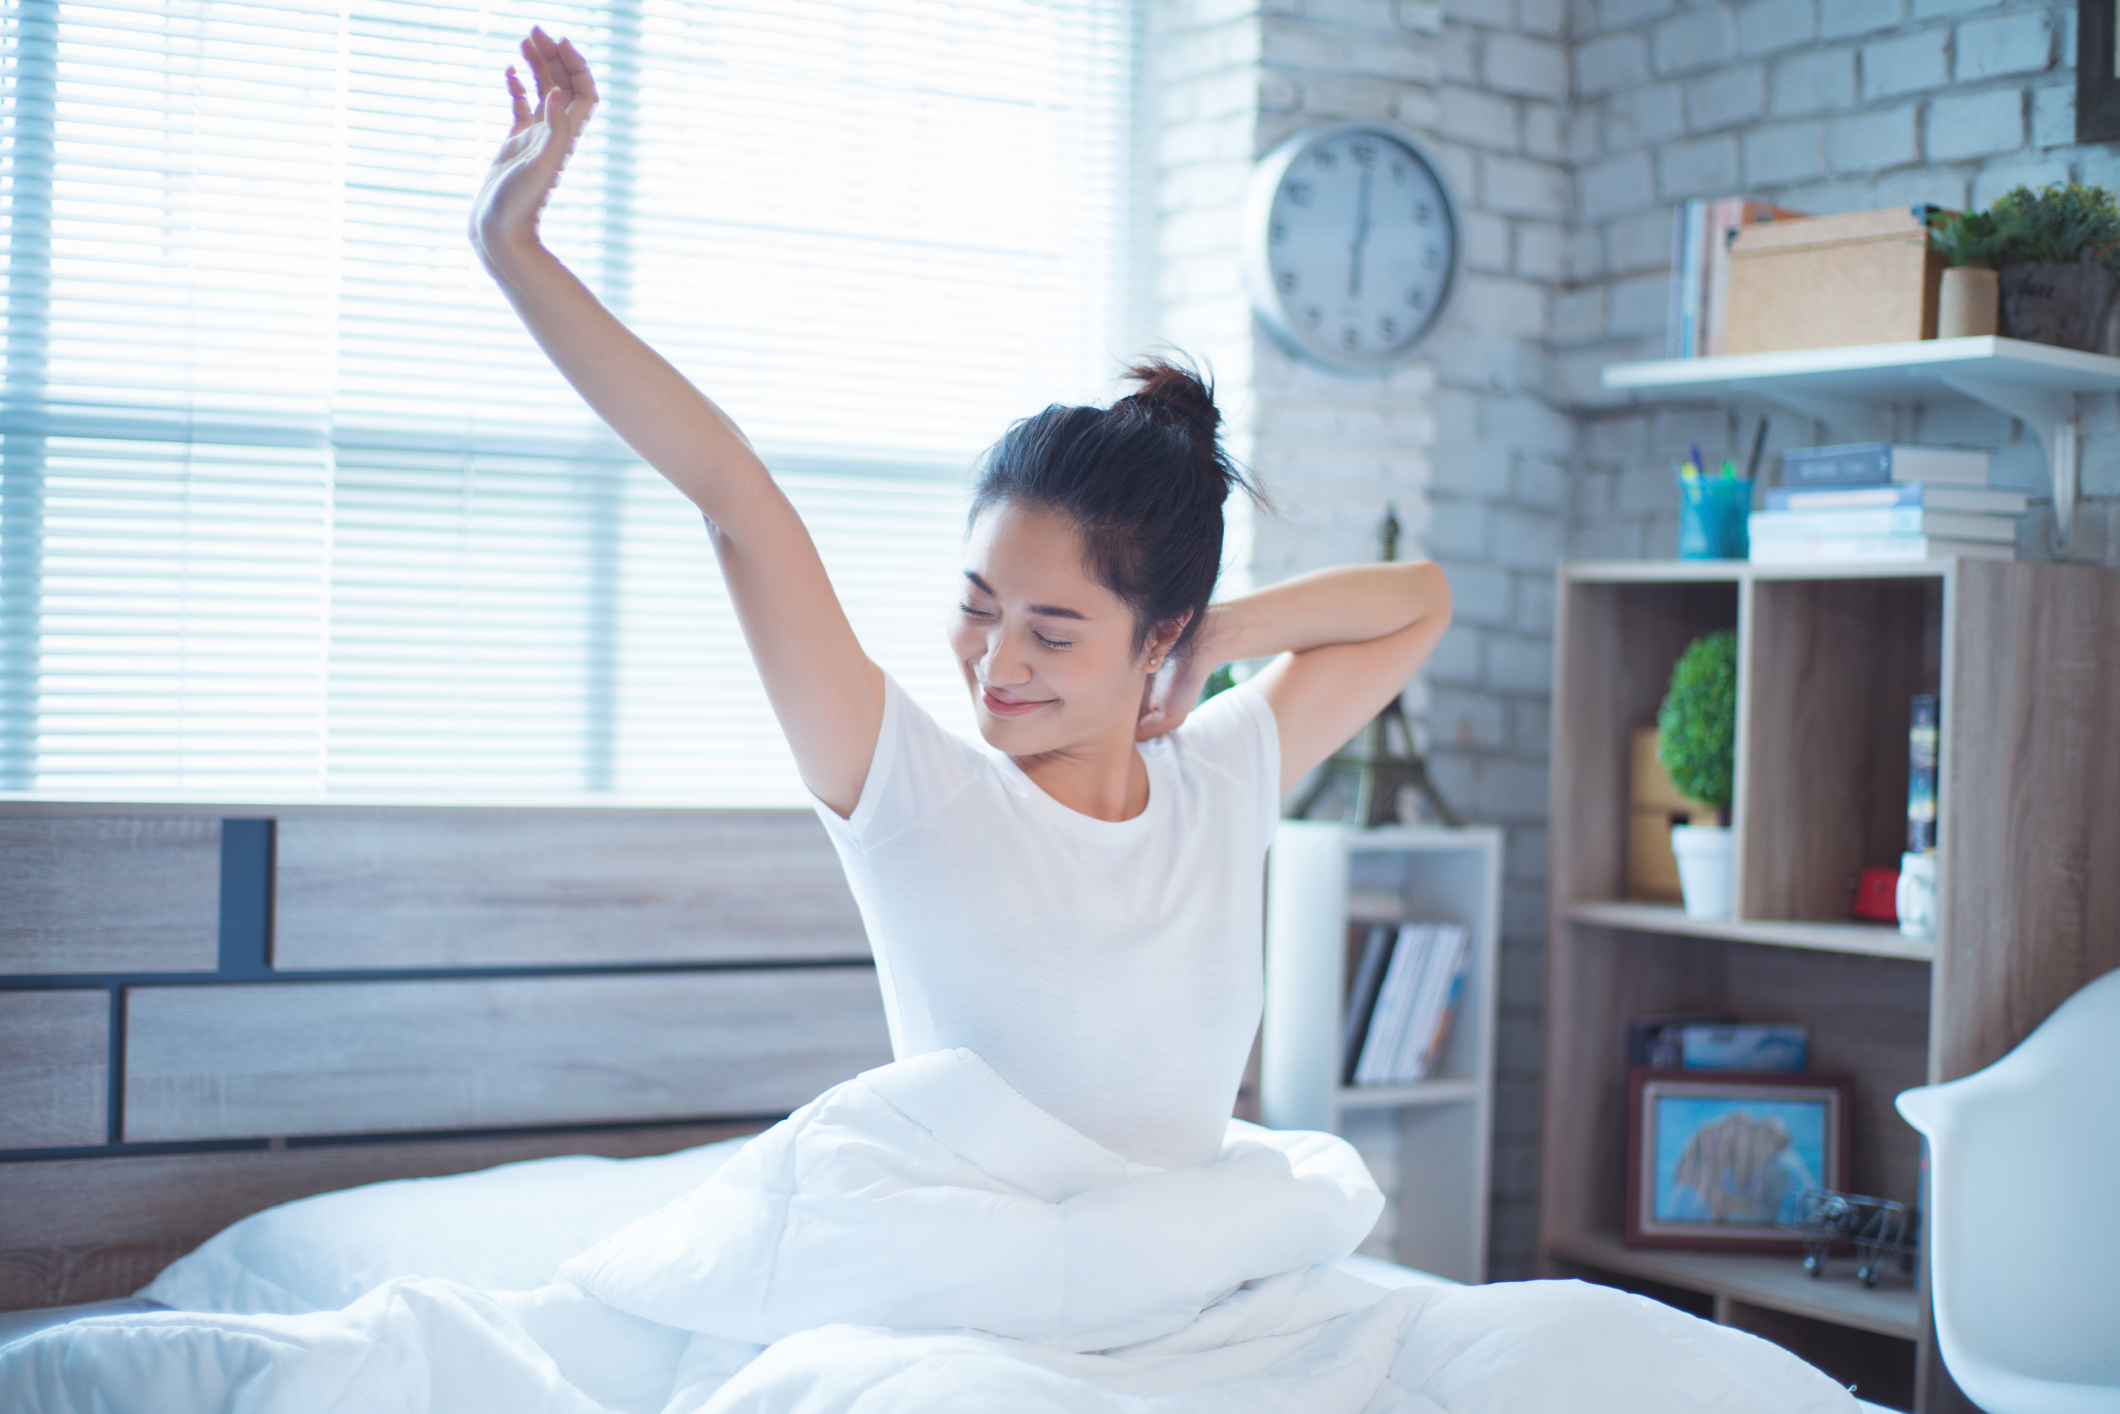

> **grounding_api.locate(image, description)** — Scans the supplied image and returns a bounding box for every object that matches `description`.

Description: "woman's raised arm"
[1136,560,1452,794]
[469,29,883,816]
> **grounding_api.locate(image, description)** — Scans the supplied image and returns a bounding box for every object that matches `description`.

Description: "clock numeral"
[1342,326,1362,351]
[1351,141,1375,167]
[1286,179,1314,208]
[1413,202,1433,226]
[1313,149,1337,171]
[1379,314,1398,340]
[1278,269,1298,293]
[1391,162,1406,182]
[1270,220,1287,245]
[1304,306,1322,329]
[1405,286,1427,310]
[1423,244,1441,270]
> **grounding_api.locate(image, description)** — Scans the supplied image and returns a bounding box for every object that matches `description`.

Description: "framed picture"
[1625,1069,1852,1252]
[2081,0,2120,143]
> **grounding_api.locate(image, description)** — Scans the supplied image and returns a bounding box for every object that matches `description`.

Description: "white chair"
[1895,966,2120,1414]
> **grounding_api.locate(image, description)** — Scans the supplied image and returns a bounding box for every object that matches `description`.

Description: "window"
[0,0,1137,801]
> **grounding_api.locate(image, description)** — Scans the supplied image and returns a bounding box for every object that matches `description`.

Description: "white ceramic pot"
[1670,824,1733,919]
[1896,851,1937,938]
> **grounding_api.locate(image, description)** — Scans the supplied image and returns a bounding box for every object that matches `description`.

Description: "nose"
[979,625,1033,688]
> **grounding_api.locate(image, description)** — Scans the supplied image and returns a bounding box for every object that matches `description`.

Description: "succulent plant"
[1657,629,1738,814]
[1931,183,2120,270]
[1927,209,2012,269]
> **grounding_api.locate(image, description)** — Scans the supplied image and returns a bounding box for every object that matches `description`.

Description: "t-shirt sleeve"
[1170,680,1283,853]
[806,671,985,853]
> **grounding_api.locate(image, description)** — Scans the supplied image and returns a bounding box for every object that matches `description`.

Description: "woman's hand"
[470,28,598,272]
[1135,619,1220,742]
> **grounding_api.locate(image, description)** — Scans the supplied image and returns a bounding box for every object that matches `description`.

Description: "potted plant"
[1930,184,2120,352]
[1657,629,1737,919]
[1926,208,2009,339]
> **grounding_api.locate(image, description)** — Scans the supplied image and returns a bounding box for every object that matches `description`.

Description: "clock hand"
[1349,164,1373,299]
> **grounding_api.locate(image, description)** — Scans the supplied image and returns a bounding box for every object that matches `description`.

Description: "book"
[1908,694,1939,853]
[1765,482,2028,515]
[1340,923,1396,1085]
[1747,507,2018,543]
[1626,1014,1737,1070]
[1353,923,1431,1086]
[1669,197,1806,357]
[1668,201,1705,358]
[1780,443,1992,488]
[1678,1023,1809,1072]
[1749,534,2016,565]
[1394,921,1470,1082]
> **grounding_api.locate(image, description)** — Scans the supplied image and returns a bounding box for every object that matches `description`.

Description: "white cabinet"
[1262,820,1502,1283]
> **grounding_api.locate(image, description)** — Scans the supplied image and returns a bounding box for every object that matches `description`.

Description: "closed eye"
[961,604,1072,650]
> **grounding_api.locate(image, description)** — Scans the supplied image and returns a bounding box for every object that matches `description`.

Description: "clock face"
[1244,125,1459,370]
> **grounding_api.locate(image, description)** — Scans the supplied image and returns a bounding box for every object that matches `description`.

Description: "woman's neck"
[1011,724,1151,822]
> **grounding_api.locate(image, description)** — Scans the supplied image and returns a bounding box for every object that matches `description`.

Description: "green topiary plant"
[1656,629,1737,818]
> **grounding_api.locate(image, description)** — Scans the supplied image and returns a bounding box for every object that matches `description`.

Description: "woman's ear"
[1145,610,1193,668]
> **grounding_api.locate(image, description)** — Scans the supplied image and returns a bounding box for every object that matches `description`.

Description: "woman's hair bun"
[1123,358,1219,447]
[1119,357,1246,506]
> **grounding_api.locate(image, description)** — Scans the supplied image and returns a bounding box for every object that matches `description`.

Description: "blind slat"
[2,0,1132,798]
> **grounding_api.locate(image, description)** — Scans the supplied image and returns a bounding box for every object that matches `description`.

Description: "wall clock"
[1241,122,1461,372]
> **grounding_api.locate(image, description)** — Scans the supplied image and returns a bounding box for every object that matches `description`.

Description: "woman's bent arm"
[472,30,881,815]
[1142,561,1451,794]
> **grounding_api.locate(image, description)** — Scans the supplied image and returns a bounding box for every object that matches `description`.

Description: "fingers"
[505,65,532,134]
[519,31,555,103]
[520,27,596,113]
[554,35,600,107]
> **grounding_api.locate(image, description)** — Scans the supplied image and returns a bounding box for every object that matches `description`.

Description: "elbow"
[1411,560,1452,631]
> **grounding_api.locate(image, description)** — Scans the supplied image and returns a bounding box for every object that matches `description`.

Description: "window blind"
[0,0,1135,801]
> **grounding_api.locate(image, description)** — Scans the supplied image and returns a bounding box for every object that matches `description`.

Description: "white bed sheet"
[0,1052,1880,1413]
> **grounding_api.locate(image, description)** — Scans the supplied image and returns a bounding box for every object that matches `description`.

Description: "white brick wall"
[1143,0,2120,1290]
[1565,0,2119,567]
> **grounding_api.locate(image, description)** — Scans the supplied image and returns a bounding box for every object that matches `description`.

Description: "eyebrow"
[963,571,1088,621]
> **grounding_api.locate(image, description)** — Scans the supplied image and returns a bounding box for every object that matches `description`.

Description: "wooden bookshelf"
[1542,557,2120,1414]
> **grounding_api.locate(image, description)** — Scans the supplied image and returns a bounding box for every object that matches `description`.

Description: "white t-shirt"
[809,672,1282,1170]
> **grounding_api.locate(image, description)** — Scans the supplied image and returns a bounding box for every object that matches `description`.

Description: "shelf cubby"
[1544,556,2120,1414]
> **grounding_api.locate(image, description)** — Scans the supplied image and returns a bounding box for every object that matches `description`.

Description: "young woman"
[472,29,1452,1172]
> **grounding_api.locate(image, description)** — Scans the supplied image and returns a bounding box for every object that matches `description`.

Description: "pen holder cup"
[1678,475,1753,559]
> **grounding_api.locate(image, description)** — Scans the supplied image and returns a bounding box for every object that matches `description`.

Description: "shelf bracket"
[1725,381,1894,444]
[1934,372,2078,547]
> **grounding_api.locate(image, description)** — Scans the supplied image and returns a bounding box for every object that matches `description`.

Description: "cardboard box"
[1627,727,1717,903]
[1723,206,1946,355]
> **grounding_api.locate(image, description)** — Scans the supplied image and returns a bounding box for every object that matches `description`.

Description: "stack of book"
[1667,196,1806,358]
[1748,443,2025,566]
[1341,920,1470,1087]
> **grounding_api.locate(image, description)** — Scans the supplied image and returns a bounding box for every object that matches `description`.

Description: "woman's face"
[951,500,1156,755]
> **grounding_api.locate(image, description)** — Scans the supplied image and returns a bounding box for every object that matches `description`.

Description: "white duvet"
[0,1049,1857,1414]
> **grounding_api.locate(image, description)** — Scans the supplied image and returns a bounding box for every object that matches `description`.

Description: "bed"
[0,805,1887,1412]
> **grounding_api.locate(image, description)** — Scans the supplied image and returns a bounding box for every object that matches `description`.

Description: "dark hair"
[968,358,1259,660]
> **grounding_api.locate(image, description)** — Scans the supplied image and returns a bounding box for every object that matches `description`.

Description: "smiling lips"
[981,685,1050,717]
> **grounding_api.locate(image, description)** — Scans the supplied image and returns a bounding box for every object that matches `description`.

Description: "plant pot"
[1998,260,2120,353]
[1670,824,1733,919]
[1937,266,1999,338]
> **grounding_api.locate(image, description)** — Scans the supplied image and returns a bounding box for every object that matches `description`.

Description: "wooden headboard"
[0,803,893,1311]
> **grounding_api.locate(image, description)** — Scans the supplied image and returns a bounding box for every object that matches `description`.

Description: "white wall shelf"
[1600,336,2120,546]
[1263,820,1502,1284]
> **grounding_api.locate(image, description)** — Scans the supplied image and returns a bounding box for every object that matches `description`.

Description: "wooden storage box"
[1626,726,1715,903]
[1723,207,1945,354]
